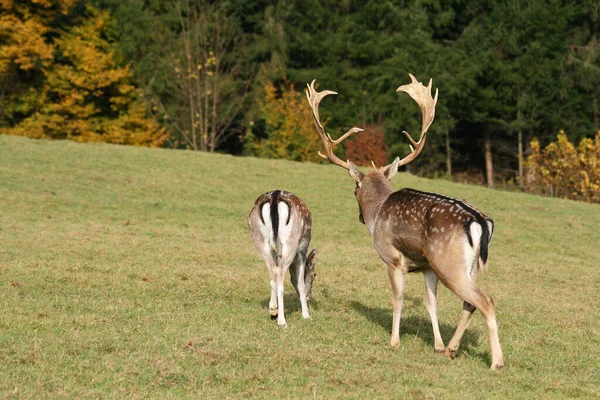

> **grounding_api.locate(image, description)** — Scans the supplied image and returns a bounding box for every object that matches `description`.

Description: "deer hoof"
[446,348,458,359]
[434,347,446,355]
[491,363,505,371]
[277,316,287,328]
[270,308,278,320]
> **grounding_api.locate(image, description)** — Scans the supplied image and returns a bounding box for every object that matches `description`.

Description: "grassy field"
[1,135,599,398]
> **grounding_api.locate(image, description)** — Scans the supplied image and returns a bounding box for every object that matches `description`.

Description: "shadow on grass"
[349,298,490,366]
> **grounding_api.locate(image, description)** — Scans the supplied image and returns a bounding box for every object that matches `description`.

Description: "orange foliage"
[344,124,390,167]
[0,2,166,147]
[0,0,75,73]
[254,79,323,162]
[526,130,600,203]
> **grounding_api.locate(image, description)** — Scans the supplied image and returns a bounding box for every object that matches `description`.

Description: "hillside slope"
[1,135,599,398]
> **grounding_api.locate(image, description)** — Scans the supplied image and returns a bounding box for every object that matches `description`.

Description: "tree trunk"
[177,0,198,151]
[445,131,452,178]
[518,130,524,190]
[209,7,220,153]
[202,15,210,153]
[484,131,494,188]
[165,1,250,152]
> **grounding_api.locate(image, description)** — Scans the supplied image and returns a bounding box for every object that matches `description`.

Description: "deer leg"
[387,264,406,348]
[446,282,505,370]
[423,270,445,353]
[446,301,476,359]
[288,253,309,312]
[293,254,311,319]
[275,250,296,328]
[475,291,504,371]
[268,270,279,320]
[263,256,279,320]
[275,266,287,327]
[445,255,477,356]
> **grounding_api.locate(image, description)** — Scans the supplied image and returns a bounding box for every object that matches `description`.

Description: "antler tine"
[306,79,363,170]
[382,73,438,169]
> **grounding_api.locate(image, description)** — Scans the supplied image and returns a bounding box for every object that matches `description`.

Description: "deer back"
[374,188,494,271]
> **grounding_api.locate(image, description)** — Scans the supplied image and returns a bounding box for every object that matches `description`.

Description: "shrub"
[344,124,390,168]
[249,79,323,162]
[526,130,600,203]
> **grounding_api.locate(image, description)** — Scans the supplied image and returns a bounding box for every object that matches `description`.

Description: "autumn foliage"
[526,131,600,203]
[248,80,324,162]
[0,1,166,147]
[344,124,390,168]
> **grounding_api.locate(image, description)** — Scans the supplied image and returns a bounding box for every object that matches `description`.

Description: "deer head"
[304,249,318,301]
[306,74,438,232]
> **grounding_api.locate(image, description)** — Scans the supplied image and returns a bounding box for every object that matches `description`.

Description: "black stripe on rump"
[270,190,282,241]
[258,190,292,243]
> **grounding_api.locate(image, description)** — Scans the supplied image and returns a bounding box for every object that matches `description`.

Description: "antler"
[385,73,438,169]
[306,80,363,170]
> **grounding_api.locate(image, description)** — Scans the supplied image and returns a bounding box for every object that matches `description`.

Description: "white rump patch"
[260,203,272,233]
[469,222,482,248]
[259,200,293,254]
[277,201,292,245]
[259,203,274,251]
[463,222,482,276]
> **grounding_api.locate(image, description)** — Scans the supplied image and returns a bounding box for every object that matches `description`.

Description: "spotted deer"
[306,75,504,370]
[248,190,318,327]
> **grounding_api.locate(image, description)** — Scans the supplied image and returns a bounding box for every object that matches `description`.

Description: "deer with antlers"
[306,75,504,370]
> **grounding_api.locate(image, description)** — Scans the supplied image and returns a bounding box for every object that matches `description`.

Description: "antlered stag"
[306,75,504,370]
[248,190,318,328]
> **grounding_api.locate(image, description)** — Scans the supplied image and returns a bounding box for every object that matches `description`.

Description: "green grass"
[1,135,599,399]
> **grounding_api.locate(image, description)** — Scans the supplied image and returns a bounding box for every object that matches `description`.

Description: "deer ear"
[383,157,400,180]
[348,161,364,183]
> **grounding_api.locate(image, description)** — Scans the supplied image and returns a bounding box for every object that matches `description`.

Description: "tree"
[246,79,323,162]
[145,0,253,152]
[0,1,166,146]
[0,0,72,127]
[527,130,600,203]
[6,0,598,186]
[344,123,390,168]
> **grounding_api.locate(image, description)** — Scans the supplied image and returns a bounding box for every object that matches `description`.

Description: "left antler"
[382,73,438,169]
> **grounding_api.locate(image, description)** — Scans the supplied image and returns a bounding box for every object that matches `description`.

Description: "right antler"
[386,73,439,169]
[306,80,363,170]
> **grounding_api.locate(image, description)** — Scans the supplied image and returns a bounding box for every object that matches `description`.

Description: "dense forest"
[1,0,599,198]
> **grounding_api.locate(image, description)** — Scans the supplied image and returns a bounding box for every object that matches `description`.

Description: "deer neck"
[358,177,393,235]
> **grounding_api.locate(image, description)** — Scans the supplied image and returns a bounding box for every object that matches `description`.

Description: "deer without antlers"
[306,75,504,370]
[248,190,318,327]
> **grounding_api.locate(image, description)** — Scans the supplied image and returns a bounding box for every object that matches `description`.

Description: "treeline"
[1,0,599,199]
